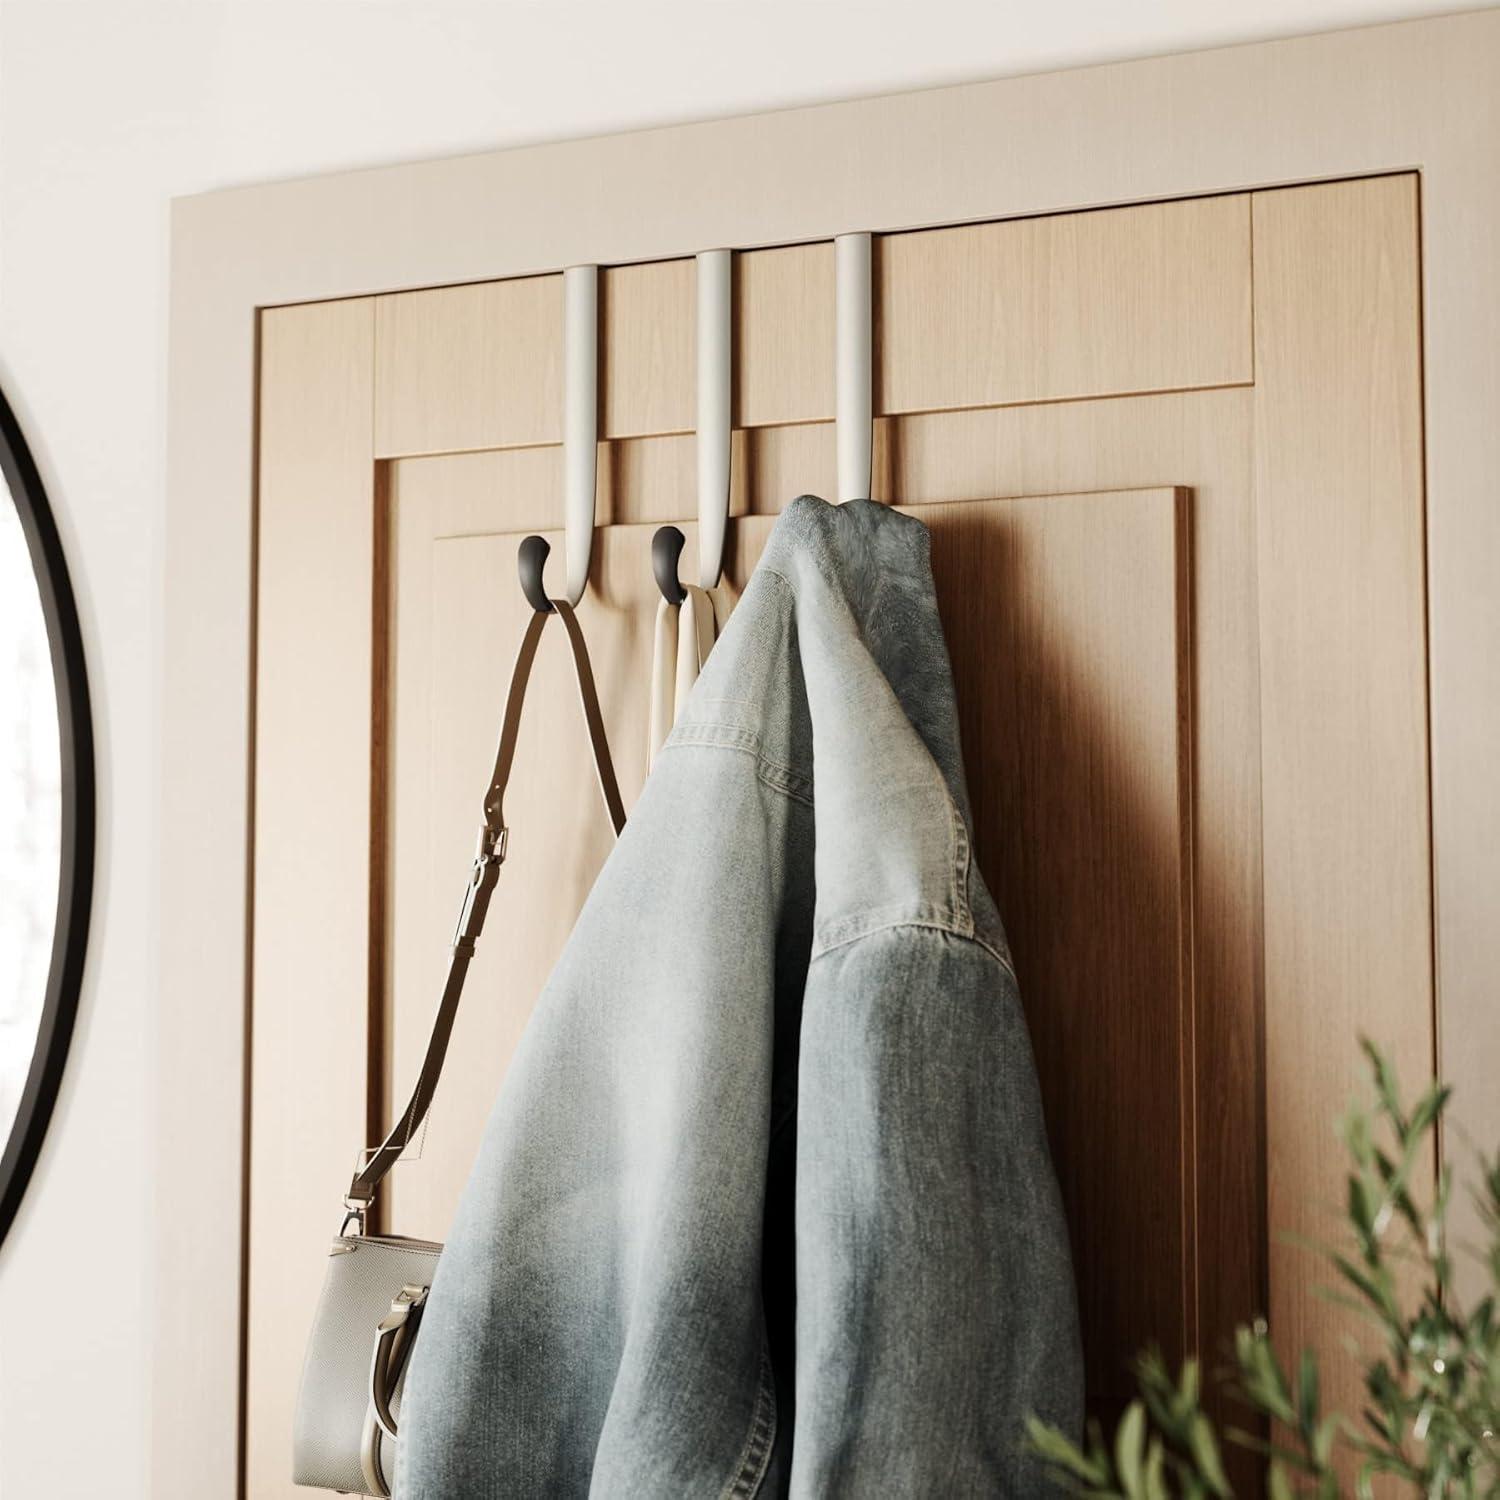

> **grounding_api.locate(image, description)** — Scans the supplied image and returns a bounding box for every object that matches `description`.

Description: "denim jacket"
[397,496,1083,1497]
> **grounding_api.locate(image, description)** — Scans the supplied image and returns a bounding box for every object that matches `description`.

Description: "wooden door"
[249,175,1429,1494]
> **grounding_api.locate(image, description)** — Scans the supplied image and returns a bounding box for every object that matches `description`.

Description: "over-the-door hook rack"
[520,263,599,611]
[653,248,733,603]
[835,232,873,505]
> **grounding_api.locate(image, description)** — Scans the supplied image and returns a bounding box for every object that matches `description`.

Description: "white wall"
[0,0,1473,1494]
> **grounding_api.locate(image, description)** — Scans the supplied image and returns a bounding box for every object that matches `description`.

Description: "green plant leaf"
[1349,1173,1377,1249]
[1187,1413,1232,1497]
[1297,1349,1320,1438]
[1116,1401,1146,1498]
[1028,1041,1500,1498]
[1312,1414,1339,1470]
[1025,1414,1112,1488]
[1143,1437,1167,1500]
[1362,1037,1407,1132]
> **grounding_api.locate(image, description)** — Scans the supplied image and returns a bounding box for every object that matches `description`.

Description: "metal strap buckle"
[453,825,507,951]
[475,823,508,872]
[339,1196,368,1237]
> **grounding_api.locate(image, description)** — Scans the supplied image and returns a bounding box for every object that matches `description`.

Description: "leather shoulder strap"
[345,599,625,1211]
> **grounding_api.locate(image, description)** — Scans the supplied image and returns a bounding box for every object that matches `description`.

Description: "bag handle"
[344,598,625,1215]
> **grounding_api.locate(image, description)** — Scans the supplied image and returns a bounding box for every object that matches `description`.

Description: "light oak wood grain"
[249,299,376,1499]
[1252,175,1432,1453]
[371,196,1251,462]
[374,244,840,459]
[384,422,824,534]
[375,274,561,457]
[601,257,694,439]
[878,195,1252,413]
[735,241,834,428]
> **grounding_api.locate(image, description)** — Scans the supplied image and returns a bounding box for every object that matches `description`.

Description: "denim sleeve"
[790,925,1084,1497]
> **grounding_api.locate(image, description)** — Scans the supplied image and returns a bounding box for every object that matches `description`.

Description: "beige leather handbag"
[291,599,626,1497]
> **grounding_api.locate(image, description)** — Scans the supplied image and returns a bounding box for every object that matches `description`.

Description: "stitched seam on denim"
[968,930,1018,975]
[813,900,970,954]
[758,565,795,599]
[690,694,763,714]
[666,723,813,791]
[719,1342,777,1500]
[756,761,814,807]
[667,722,763,754]
[662,724,815,806]
[949,798,976,938]
[811,919,1021,985]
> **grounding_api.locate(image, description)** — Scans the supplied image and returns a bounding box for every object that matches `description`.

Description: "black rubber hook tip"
[518,534,555,613]
[652,526,688,606]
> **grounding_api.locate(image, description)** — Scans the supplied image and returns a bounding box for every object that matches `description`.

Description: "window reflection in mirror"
[0,478,62,1150]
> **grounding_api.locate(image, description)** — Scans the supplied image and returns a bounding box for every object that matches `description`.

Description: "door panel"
[250,297,376,1498]
[1251,176,1432,1436]
[249,175,1430,1496]
[879,194,1252,411]
[370,192,1252,460]
[374,274,561,457]
[921,489,1194,1405]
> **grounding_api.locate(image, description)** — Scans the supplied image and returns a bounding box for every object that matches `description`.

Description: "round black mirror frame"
[0,385,94,1249]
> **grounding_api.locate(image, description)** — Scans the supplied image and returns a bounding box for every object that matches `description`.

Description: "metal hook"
[652,525,688,605]
[696,248,732,589]
[651,251,731,611]
[836,232,872,504]
[518,534,555,613]
[519,264,599,609]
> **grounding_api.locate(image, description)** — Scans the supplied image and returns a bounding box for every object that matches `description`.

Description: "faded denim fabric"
[397,496,1083,1498]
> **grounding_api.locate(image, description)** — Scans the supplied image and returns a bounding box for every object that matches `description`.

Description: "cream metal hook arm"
[836,232,873,505]
[696,248,732,589]
[562,265,599,605]
[520,264,599,610]
[653,248,734,604]
[647,249,734,768]
[648,247,735,768]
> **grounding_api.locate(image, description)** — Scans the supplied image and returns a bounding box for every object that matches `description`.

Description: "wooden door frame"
[162,12,1500,1492]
